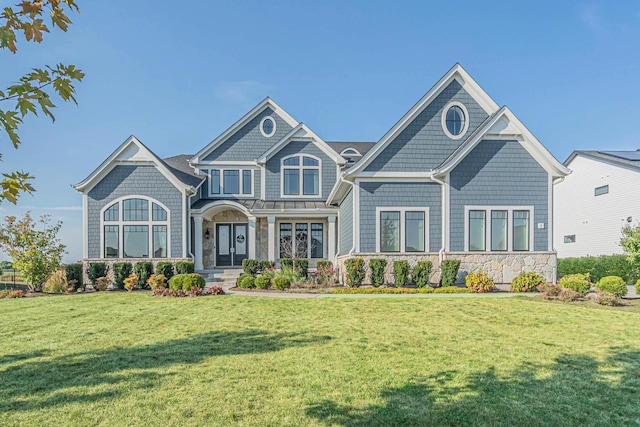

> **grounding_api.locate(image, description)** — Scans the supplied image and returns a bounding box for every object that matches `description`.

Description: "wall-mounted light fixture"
[205,228,210,239]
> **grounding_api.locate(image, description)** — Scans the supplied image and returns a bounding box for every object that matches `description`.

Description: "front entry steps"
[197,268,244,290]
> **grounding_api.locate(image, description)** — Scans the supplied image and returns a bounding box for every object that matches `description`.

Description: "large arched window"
[281,154,321,197]
[101,196,170,258]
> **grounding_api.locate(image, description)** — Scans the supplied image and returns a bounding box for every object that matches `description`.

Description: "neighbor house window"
[595,185,609,196]
[101,197,169,258]
[281,154,321,197]
[466,207,533,252]
[279,221,324,259]
[377,208,429,253]
[564,235,576,244]
[208,168,253,197]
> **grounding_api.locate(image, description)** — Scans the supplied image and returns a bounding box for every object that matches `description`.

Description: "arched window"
[101,197,170,258]
[339,148,362,157]
[281,154,321,197]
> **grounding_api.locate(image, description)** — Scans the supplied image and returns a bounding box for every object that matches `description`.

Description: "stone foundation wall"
[81,258,191,285]
[336,252,557,286]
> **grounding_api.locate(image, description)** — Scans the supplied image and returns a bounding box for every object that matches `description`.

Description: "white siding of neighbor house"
[554,154,640,258]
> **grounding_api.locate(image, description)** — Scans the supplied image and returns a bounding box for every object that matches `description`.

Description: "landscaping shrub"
[393,260,411,287]
[317,260,332,269]
[412,261,433,288]
[255,275,271,290]
[113,262,132,289]
[537,283,562,299]
[558,255,639,284]
[239,275,256,289]
[294,258,308,279]
[87,262,107,285]
[259,260,275,272]
[153,285,224,297]
[592,291,625,306]
[433,286,472,294]
[280,258,293,270]
[94,276,110,291]
[147,274,167,290]
[316,261,335,287]
[511,271,546,292]
[242,259,259,276]
[181,274,205,291]
[332,287,435,294]
[345,257,365,288]
[440,259,461,287]
[558,273,591,295]
[236,273,253,288]
[124,274,138,292]
[1,290,25,298]
[465,270,494,292]
[273,276,291,291]
[43,269,66,293]
[596,276,627,298]
[175,261,195,274]
[169,274,184,291]
[155,261,174,281]
[636,278,640,295]
[64,263,82,290]
[369,258,387,287]
[557,288,583,302]
[134,261,154,289]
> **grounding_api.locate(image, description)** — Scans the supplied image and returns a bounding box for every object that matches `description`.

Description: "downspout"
[430,171,446,265]
[342,175,356,256]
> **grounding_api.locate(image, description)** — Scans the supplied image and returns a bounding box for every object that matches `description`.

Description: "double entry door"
[216,223,248,267]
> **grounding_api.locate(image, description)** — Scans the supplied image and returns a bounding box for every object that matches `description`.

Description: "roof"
[191,199,331,211]
[162,155,204,188]
[565,150,640,170]
[326,142,377,157]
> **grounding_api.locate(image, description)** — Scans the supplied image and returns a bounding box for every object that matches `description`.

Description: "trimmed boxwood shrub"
[273,276,291,290]
[393,260,411,287]
[168,274,184,291]
[294,258,309,279]
[559,273,591,295]
[280,258,293,270]
[412,261,433,288]
[242,259,259,276]
[134,261,154,289]
[440,260,461,288]
[87,262,107,285]
[169,273,205,291]
[255,275,271,290]
[64,263,83,290]
[511,271,545,292]
[596,276,627,298]
[155,261,174,281]
[369,258,386,287]
[113,262,133,289]
[260,260,275,272]
[175,261,195,274]
[558,255,640,284]
[345,257,365,288]
[239,275,256,289]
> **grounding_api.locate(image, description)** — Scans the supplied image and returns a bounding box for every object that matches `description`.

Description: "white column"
[193,215,204,271]
[248,215,256,259]
[328,215,336,262]
[267,216,276,261]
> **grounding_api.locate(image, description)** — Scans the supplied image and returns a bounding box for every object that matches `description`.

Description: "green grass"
[1,293,639,426]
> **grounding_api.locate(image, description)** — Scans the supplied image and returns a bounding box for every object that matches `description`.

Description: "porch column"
[193,215,204,271]
[248,215,256,259]
[267,216,276,261]
[328,215,336,262]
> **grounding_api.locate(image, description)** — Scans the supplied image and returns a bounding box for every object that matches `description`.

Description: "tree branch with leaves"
[0,0,84,204]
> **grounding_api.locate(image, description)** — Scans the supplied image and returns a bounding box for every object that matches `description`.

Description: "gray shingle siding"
[365,80,489,173]
[449,139,549,251]
[339,190,353,255]
[265,140,337,201]
[202,108,294,162]
[359,182,442,252]
[87,165,184,258]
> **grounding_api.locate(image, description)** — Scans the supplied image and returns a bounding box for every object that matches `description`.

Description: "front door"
[216,223,248,267]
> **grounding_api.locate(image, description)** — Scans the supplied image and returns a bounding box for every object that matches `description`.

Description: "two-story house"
[74,64,569,284]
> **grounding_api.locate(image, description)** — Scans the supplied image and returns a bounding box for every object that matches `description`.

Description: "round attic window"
[441,101,469,140]
[260,116,276,137]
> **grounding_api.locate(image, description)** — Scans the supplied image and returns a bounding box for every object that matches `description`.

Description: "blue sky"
[1,0,639,262]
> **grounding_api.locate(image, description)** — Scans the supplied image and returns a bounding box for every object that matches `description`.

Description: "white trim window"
[375,207,429,253]
[281,154,321,197]
[278,221,325,259]
[441,101,470,140]
[208,168,254,197]
[260,116,277,138]
[464,206,534,252]
[100,196,170,258]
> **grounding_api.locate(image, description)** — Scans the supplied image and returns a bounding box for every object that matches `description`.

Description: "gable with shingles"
[202,107,294,162]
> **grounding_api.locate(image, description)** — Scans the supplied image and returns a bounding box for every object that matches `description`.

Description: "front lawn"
[1,293,639,426]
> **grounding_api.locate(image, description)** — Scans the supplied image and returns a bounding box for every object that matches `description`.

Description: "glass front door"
[216,223,248,267]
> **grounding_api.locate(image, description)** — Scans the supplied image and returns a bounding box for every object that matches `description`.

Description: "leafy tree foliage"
[0,1,84,204]
[0,212,66,291]
[620,224,640,267]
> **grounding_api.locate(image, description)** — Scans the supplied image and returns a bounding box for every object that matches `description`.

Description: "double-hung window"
[208,168,253,197]
[281,154,321,197]
[376,207,428,253]
[279,221,324,259]
[466,207,532,252]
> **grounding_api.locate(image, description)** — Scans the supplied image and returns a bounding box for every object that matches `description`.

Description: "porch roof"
[191,199,334,211]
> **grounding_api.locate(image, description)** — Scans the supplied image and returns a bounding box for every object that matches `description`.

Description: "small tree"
[621,223,640,269]
[0,212,66,291]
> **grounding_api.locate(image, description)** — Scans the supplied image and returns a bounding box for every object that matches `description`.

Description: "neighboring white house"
[554,150,640,258]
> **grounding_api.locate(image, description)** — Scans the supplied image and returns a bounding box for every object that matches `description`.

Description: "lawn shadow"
[1,329,332,412]
[306,348,640,426]
[0,349,49,365]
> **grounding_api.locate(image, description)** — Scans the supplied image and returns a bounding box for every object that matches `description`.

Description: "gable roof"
[326,142,376,157]
[72,136,200,194]
[345,63,501,176]
[162,155,205,188]
[256,123,346,165]
[564,150,640,170]
[190,97,299,164]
